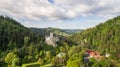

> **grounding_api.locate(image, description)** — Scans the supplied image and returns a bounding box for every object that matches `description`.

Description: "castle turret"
[45,32,59,47]
[50,32,53,38]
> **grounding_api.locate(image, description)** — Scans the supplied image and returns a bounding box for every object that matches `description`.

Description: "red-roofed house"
[85,50,102,60]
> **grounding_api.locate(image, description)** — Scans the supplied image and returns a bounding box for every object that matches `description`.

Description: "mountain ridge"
[30,27,83,37]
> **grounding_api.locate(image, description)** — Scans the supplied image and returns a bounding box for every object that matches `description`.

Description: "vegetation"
[0,16,41,51]
[0,15,120,67]
[30,27,83,36]
[22,62,40,67]
[71,16,120,54]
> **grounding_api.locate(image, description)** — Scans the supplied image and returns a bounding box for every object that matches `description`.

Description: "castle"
[45,32,59,47]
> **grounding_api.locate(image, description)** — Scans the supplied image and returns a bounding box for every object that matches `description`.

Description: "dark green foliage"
[0,15,42,66]
[67,53,84,67]
[71,16,120,54]
[88,58,116,67]
[0,16,40,51]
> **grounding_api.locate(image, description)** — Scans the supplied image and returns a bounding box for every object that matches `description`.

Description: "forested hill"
[71,16,120,54]
[0,16,40,51]
[30,27,70,36]
[30,27,83,37]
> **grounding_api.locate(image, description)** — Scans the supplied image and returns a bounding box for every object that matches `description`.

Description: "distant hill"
[71,16,120,54]
[30,27,83,37]
[62,29,83,34]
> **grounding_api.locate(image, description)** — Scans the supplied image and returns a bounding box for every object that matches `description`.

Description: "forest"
[0,15,120,67]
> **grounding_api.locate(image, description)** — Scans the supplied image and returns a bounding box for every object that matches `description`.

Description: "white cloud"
[0,0,120,22]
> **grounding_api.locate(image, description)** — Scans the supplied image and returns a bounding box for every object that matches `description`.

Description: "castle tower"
[45,32,59,47]
[50,32,53,38]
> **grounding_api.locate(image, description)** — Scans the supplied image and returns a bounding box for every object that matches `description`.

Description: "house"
[105,53,111,57]
[85,50,102,61]
[57,52,66,58]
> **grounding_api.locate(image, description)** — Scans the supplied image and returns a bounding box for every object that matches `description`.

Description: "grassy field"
[22,62,53,67]
[40,64,53,67]
[22,62,40,67]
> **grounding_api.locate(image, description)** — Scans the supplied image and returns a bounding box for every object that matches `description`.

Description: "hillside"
[30,27,70,36]
[0,16,40,51]
[30,27,83,37]
[71,16,120,54]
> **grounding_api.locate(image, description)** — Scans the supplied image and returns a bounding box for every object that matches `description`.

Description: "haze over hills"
[30,27,83,36]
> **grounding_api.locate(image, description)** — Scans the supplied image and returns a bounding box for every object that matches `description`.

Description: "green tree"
[38,58,44,65]
[45,51,51,63]
[24,36,30,46]
[5,52,15,65]
[92,62,100,67]
[67,53,84,67]
[89,58,97,66]
[11,58,21,67]
[5,52,20,66]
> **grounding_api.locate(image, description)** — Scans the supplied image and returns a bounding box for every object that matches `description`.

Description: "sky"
[0,0,120,29]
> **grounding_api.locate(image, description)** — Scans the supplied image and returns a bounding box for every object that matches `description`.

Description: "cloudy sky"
[0,0,120,29]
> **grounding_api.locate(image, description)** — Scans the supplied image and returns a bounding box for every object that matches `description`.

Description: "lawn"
[22,62,53,67]
[22,62,40,67]
[40,64,53,67]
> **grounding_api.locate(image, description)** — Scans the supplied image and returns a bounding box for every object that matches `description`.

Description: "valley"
[0,15,120,67]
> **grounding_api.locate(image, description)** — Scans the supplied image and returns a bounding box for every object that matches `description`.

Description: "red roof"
[86,50,95,55]
[86,50,102,60]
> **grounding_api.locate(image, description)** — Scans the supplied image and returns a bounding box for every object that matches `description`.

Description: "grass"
[22,62,40,67]
[22,62,53,67]
[40,64,53,67]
